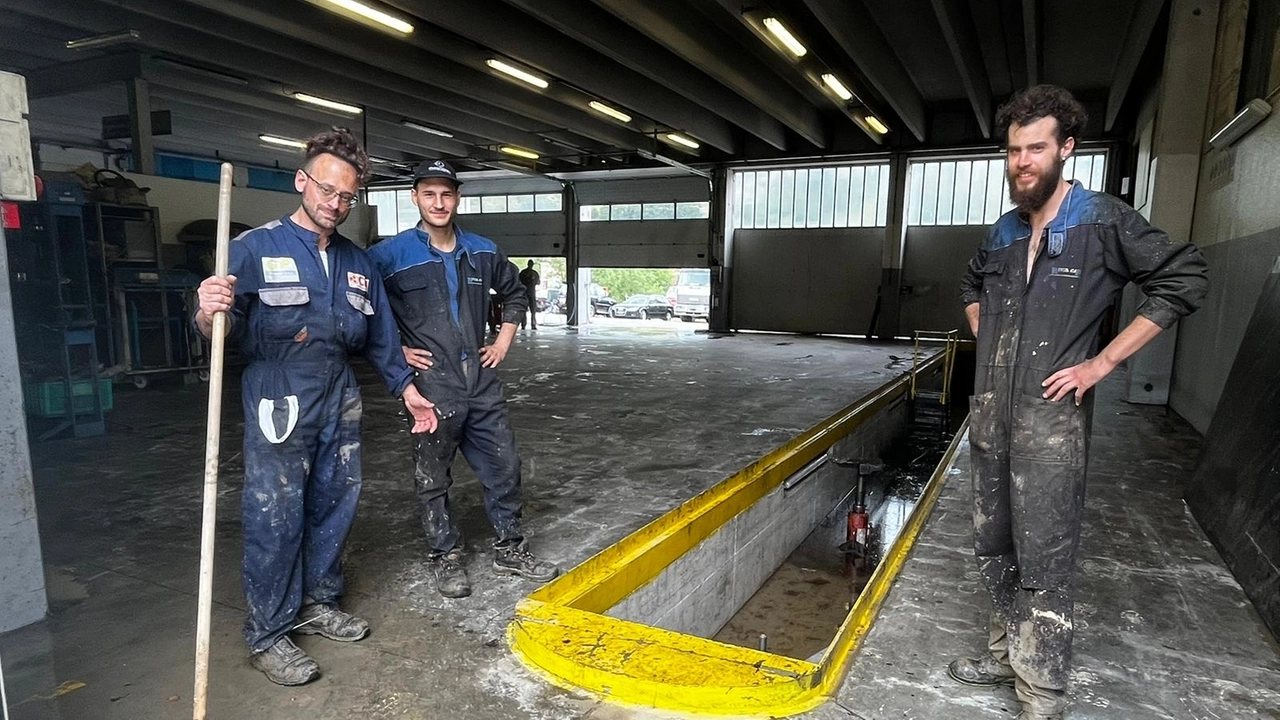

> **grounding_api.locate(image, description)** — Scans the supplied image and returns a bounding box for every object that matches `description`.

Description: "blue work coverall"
[220,216,413,652]
[959,181,1207,709]
[367,226,528,555]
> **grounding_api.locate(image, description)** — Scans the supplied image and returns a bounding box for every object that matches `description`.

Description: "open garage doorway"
[507,256,568,329]
[577,267,710,332]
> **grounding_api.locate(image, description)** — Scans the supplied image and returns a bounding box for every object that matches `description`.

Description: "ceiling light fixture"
[401,120,455,138]
[635,149,711,179]
[662,133,700,150]
[821,73,853,101]
[259,134,308,150]
[486,59,549,89]
[499,146,540,160]
[762,18,807,58]
[315,0,413,34]
[294,92,362,115]
[65,29,141,51]
[588,101,632,124]
[865,115,889,135]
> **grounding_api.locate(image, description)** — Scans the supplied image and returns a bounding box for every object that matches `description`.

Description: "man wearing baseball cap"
[368,159,557,598]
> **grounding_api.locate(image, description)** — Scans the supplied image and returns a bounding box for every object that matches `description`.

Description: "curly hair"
[995,85,1088,145]
[303,126,370,185]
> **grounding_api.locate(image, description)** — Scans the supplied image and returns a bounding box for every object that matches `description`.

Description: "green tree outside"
[590,268,677,302]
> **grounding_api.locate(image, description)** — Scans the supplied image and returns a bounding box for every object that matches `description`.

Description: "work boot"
[293,603,370,642]
[947,654,1016,687]
[493,541,559,582]
[430,549,472,598]
[248,636,320,686]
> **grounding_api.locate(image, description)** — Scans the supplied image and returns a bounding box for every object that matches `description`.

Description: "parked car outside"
[609,295,674,321]
[590,295,618,315]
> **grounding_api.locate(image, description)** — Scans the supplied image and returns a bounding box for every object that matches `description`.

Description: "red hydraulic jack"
[846,470,870,555]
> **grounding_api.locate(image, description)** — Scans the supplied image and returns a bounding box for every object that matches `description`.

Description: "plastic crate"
[23,379,113,418]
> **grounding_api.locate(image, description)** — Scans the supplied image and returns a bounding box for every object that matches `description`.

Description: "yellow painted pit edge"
[509,352,961,717]
[812,416,970,693]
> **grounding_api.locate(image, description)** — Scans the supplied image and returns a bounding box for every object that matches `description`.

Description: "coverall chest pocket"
[395,267,447,318]
[339,291,374,345]
[978,260,1008,314]
[257,286,311,342]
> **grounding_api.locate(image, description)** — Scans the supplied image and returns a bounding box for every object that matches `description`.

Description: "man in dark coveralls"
[368,160,558,600]
[196,128,437,685]
[950,85,1208,719]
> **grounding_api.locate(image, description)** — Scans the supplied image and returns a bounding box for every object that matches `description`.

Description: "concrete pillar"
[873,153,909,339]
[563,182,580,328]
[1125,0,1220,404]
[126,77,155,175]
[0,222,47,633]
[0,71,46,633]
[708,166,732,333]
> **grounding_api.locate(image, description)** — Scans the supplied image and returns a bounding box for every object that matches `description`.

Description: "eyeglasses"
[300,169,359,207]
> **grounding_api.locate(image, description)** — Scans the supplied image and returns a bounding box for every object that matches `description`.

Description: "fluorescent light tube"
[822,73,853,101]
[259,134,308,150]
[499,146,540,160]
[294,93,362,115]
[1209,99,1272,149]
[662,133,700,150]
[66,30,141,50]
[401,120,455,138]
[762,18,806,58]
[486,59,549,89]
[316,0,413,34]
[588,101,632,123]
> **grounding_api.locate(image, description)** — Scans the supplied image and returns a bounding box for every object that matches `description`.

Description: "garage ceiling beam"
[1022,0,1042,86]
[7,0,604,162]
[148,81,475,159]
[143,61,521,156]
[500,0,789,151]
[588,0,827,149]
[1105,0,1167,131]
[23,53,144,98]
[930,0,994,138]
[161,0,654,154]
[382,0,738,154]
[799,0,929,143]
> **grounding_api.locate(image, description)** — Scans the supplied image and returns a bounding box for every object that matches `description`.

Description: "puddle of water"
[712,419,954,660]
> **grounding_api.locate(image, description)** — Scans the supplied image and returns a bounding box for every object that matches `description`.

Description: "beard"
[302,196,348,231]
[1008,156,1064,211]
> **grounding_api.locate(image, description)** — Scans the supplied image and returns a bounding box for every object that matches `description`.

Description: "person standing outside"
[952,85,1208,719]
[518,260,540,330]
[368,159,557,599]
[195,128,437,685]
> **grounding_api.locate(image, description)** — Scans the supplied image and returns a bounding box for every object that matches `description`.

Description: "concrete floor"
[828,373,1280,720]
[0,326,921,720]
[4,328,1278,719]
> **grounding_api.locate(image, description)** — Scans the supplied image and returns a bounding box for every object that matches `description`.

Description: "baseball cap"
[412,159,463,187]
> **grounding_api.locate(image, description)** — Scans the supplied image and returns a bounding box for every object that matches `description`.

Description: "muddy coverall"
[368,226,529,555]
[217,217,413,652]
[959,181,1208,712]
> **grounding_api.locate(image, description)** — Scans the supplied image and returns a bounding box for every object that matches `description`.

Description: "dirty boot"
[947,654,1016,687]
[293,603,369,642]
[249,636,320,686]
[493,541,558,582]
[430,549,472,598]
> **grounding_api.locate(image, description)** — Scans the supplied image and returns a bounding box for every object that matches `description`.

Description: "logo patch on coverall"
[261,257,300,283]
[347,271,369,292]
[1050,266,1081,279]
